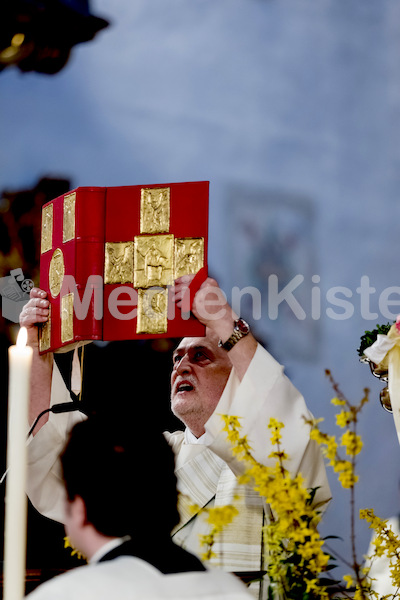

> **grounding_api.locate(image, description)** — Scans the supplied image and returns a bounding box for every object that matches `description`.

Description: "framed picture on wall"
[227,185,319,361]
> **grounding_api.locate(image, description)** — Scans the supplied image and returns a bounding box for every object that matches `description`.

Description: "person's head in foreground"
[60,414,180,560]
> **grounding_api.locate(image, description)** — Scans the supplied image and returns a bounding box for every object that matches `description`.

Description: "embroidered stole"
[171,440,267,598]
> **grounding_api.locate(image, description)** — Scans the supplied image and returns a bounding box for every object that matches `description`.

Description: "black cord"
[27,402,86,438]
[0,402,86,486]
[27,408,52,438]
[27,346,88,439]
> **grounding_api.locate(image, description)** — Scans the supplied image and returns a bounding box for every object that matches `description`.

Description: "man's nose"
[175,353,192,373]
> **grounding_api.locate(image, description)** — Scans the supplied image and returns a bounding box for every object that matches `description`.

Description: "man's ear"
[71,495,88,527]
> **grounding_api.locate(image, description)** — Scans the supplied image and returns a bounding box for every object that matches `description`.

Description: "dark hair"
[60,415,180,538]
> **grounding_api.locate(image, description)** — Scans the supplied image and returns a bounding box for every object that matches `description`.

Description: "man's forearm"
[209,319,258,381]
[28,338,53,431]
[20,288,53,432]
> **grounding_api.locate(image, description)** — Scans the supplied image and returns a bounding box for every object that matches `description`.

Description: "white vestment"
[26,343,331,600]
[364,515,400,597]
[25,555,253,599]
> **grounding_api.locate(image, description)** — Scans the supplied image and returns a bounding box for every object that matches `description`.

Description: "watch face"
[236,318,250,334]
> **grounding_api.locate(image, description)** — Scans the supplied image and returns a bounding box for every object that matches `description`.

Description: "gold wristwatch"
[218,318,250,351]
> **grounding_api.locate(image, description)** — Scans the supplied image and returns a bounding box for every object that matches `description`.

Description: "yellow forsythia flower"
[341,430,363,456]
[219,415,331,599]
[331,396,347,406]
[198,504,239,563]
[343,574,354,588]
[63,536,86,561]
[336,410,353,428]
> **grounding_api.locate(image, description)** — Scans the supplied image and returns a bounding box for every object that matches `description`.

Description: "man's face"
[170,333,232,436]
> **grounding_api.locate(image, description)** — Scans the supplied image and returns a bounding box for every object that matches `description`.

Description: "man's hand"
[173,275,258,380]
[20,288,50,346]
[173,275,235,331]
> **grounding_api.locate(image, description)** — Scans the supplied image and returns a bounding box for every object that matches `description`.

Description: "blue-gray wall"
[2,0,400,579]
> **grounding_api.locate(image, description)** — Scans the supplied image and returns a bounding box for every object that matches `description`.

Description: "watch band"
[218,318,250,351]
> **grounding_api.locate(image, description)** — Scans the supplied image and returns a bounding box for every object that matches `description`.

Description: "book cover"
[39,181,209,353]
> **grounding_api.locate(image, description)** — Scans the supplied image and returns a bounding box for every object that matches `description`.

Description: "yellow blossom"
[198,504,239,562]
[217,416,332,598]
[189,503,200,515]
[215,378,400,600]
[337,465,358,488]
[201,548,216,561]
[325,435,338,461]
[268,418,284,431]
[341,430,363,456]
[305,578,319,593]
[343,574,354,588]
[64,536,86,561]
[336,410,353,428]
[205,505,239,528]
[354,586,368,600]
[331,396,346,406]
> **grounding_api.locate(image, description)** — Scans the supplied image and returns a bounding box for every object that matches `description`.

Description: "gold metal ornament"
[174,237,204,279]
[134,234,174,288]
[140,187,170,234]
[61,293,74,343]
[360,356,391,413]
[63,192,76,243]
[39,305,51,352]
[136,287,168,334]
[49,248,65,297]
[380,386,392,413]
[41,204,53,254]
[104,242,134,284]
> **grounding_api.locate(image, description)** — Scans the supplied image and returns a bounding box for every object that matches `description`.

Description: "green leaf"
[318,578,342,586]
[357,323,393,357]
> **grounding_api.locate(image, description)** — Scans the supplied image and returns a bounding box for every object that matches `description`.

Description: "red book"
[39,181,209,353]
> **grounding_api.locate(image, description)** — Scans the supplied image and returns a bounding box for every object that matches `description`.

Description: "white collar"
[184,428,206,444]
[89,535,131,564]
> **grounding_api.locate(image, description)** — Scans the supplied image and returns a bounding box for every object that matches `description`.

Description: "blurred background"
[1,0,400,587]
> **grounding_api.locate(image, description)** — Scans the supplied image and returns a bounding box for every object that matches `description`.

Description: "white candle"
[4,327,33,600]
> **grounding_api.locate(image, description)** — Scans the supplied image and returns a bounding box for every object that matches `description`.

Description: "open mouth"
[176,382,194,393]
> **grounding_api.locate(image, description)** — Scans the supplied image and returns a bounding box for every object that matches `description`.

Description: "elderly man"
[21,276,331,599]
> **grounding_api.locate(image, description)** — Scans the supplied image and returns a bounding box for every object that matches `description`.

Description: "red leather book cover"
[39,181,209,353]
